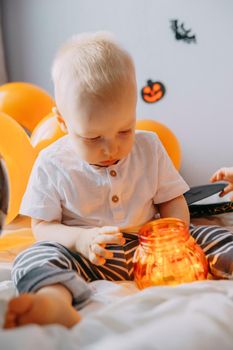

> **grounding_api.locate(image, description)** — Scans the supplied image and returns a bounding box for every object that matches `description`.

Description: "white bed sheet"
[0,266,233,350]
[1,210,233,349]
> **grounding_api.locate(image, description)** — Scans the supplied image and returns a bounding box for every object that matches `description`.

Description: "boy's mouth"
[99,159,118,166]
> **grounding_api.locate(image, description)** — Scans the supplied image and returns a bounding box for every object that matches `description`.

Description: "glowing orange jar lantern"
[133,218,208,289]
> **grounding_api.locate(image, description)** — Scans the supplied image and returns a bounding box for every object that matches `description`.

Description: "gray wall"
[2,0,233,186]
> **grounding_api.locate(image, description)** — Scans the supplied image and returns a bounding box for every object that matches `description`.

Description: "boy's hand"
[210,167,233,200]
[75,226,125,266]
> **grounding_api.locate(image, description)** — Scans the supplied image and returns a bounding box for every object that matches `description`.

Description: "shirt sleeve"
[20,154,62,222]
[151,134,190,204]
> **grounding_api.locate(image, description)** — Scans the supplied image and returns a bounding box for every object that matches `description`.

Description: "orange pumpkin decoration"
[141,80,166,103]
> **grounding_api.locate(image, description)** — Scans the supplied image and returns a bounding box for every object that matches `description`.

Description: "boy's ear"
[57,115,68,133]
[52,107,68,133]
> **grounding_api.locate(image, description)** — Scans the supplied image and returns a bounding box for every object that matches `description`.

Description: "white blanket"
[0,277,233,350]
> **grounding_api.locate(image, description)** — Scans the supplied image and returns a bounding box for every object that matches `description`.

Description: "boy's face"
[61,84,137,166]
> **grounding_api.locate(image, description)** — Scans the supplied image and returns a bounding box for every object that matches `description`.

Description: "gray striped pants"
[12,226,233,307]
[12,232,139,308]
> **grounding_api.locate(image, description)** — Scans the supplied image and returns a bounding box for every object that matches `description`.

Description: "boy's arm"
[32,219,124,265]
[157,195,190,226]
[32,219,86,251]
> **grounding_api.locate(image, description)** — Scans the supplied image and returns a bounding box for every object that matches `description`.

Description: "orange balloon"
[0,230,35,252]
[136,119,181,170]
[0,112,37,224]
[0,82,55,132]
[31,111,66,153]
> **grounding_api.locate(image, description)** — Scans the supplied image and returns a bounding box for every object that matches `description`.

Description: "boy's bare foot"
[3,293,81,329]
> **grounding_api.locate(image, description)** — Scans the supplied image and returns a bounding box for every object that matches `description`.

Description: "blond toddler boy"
[4,32,192,329]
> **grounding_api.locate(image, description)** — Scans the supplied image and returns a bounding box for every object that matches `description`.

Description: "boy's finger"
[219,184,233,196]
[210,171,218,182]
[210,170,224,182]
[94,233,125,245]
[89,251,106,266]
[100,226,120,234]
[91,244,113,259]
[210,175,217,182]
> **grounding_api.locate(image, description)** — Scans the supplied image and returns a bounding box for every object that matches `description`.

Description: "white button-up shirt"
[20,131,189,228]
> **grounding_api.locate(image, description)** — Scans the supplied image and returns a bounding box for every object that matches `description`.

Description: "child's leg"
[4,283,80,329]
[190,224,233,278]
[3,241,91,329]
[4,233,138,328]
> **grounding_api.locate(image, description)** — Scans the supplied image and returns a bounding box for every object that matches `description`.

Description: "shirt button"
[110,170,117,177]
[112,195,119,203]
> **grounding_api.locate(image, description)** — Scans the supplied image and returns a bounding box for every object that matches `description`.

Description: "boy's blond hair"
[51,32,136,111]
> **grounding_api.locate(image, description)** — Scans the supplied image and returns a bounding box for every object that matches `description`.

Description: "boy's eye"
[83,136,101,142]
[119,129,131,135]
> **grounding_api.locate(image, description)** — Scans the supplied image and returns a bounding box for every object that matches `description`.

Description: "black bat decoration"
[170,19,197,44]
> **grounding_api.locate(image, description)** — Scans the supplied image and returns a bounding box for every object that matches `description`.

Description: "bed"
[0,209,233,350]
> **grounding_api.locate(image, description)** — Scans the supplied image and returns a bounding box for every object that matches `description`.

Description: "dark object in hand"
[184,183,233,218]
[184,183,227,205]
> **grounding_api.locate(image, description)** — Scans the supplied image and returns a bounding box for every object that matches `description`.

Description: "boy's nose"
[102,140,118,158]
